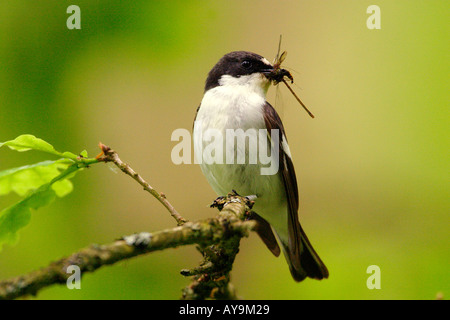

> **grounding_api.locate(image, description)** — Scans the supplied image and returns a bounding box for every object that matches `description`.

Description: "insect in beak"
[265,36,315,119]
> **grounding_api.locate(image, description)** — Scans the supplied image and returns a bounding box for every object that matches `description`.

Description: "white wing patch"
[281,134,292,159]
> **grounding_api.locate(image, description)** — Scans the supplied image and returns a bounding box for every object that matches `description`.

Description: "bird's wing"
[263,101,329,281]
[262,102,302,267]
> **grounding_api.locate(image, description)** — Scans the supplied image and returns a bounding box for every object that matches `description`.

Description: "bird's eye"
[241,60,252,69]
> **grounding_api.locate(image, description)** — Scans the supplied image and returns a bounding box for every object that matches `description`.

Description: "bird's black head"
[204,51,275,92]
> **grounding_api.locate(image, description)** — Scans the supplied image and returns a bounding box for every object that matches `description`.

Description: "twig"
[96,143,187,226]
[0,194,256,300]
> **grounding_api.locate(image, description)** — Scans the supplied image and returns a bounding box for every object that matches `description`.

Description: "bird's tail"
[278,222,329,282]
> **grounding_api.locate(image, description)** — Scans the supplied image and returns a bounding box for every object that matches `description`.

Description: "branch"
[0,194,256,300]
[96,143,187,226]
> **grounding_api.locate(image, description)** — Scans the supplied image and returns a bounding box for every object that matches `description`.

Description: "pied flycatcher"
[193,51,328,281]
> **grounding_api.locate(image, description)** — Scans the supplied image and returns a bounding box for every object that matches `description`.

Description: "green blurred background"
[0,1,448,299]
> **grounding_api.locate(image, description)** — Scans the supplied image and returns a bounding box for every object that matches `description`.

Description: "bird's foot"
[210,191,257,211]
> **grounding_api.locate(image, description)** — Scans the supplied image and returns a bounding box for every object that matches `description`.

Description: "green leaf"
[0,188,56,247]
[0,160,73,197]
[0,164,80,250]
[79,150,88,158]
[0,134,101,250]
[0,135,78,160]
[51,179,74,197]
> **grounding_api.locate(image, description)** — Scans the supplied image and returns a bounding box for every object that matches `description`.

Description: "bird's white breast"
[193,76,286,213]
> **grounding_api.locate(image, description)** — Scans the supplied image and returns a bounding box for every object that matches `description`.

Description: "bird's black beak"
[262,67,294,84]
[261,68,274,79]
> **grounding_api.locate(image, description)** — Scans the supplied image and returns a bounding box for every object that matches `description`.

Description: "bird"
[193,51,328,282]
